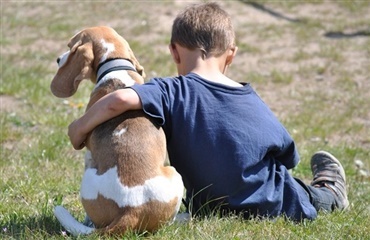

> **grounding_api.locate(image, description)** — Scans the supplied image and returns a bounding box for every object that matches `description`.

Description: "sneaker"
[310,151,349,210]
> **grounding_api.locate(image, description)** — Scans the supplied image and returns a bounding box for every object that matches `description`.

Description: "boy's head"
[170,2,236,58]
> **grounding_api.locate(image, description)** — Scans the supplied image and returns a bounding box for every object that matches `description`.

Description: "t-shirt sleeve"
[129,79,170,126]
[277,140,300,169]
[274,129,300,169]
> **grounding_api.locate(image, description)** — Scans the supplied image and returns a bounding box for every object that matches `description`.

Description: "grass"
[1,0,370,239]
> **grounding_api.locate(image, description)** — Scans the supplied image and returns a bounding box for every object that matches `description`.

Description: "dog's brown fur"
[51,26,183,236]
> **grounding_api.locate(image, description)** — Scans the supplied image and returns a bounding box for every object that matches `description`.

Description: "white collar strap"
[96,59,136,84]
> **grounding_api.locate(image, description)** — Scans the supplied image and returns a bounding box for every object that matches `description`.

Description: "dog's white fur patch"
[113,127,127,137]
[94,70,136,89]
[80,166,184,208]
[100,39,115,63]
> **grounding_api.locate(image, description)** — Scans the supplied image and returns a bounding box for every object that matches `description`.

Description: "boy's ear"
[169,43,181,64]
[225,46,238,66]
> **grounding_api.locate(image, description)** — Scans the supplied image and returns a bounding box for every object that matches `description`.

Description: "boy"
[68,2,348,221]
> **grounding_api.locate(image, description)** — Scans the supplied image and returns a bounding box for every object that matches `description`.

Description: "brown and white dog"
[50,26,184,236]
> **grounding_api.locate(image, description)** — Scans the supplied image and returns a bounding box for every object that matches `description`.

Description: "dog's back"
[83,79,180,232]
[85,79,167,177]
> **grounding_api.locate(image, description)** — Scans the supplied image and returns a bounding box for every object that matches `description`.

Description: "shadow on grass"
[1,214,63,237]
[240,1,304,23]
[324,30,370,39]
[240,1,370,40]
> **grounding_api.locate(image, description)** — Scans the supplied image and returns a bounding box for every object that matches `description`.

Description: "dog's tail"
[54,206,94,236]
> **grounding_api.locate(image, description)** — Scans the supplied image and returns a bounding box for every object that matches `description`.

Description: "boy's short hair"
[171,2,236,57]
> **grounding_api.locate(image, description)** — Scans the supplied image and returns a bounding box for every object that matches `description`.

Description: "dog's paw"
[83,214,95,228]
[174,213,191,223]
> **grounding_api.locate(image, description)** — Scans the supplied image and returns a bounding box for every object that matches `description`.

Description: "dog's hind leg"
[95,214,138,236]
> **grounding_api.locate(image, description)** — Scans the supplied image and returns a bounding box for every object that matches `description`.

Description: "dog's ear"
[71,39,83,53]
[135,64,145,78]
[128,47,146,79]
[51,39,94,98]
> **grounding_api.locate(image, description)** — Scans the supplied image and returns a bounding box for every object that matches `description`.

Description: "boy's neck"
[176,46,242,87]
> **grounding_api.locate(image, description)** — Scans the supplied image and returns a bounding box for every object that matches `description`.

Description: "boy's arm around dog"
[68,88,142,150]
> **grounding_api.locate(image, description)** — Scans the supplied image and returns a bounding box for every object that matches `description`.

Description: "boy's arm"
[68,88,141,150]
[275,139,300,169]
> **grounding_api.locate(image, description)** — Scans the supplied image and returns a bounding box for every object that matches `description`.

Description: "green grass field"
[1,1,370,239]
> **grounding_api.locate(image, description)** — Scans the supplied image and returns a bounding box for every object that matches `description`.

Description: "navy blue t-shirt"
[131,73,317,221]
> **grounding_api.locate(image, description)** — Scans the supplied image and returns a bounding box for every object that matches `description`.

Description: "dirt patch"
[0,95,21,113]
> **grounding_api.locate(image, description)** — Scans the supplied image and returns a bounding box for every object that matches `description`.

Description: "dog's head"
[50,26,145,98]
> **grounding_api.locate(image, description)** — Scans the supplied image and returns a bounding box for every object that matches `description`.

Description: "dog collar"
[96,59,137,84]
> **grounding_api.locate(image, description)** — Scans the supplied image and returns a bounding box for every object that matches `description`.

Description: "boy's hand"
[68,119,87,150]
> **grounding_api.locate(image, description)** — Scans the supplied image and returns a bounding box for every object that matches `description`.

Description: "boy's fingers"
[77,141,86,150]
[72,138,85,150]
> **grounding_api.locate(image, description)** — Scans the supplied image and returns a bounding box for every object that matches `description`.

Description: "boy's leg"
[295,178,338,212]
[296,151,349,212]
